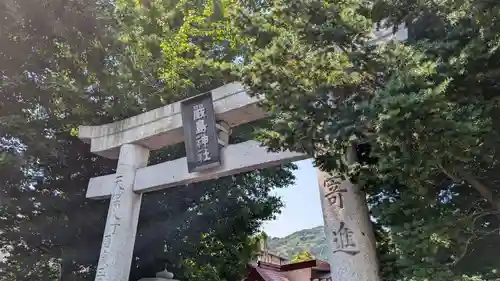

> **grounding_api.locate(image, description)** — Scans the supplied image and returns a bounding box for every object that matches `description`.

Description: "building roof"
[313,260,331,271]
[255,267,289,281]
[247,259,331,281]
[258,259,330,272]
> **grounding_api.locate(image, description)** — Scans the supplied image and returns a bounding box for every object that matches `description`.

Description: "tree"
[1,0,117,279]
[291,251,314,263]
[231,0,500,280]
[0,0,295,280]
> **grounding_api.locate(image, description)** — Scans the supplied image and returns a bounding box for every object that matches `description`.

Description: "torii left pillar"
[95,144,149,281]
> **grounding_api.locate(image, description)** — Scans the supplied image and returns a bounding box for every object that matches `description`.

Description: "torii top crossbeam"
[78,82,266,159]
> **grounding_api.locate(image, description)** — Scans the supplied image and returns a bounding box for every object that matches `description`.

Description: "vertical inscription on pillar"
[181,92,221,173]
[332,222,360,256]
[322,176,360,256]
[324,178,347,208]
[96,175,124,281]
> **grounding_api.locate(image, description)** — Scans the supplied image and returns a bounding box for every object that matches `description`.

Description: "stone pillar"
[96,144,150,281]
[316,145,379,281]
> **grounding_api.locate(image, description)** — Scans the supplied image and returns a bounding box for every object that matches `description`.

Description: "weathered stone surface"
[85,140,307,199]
[316,146,380,281]
[95,144,150,281]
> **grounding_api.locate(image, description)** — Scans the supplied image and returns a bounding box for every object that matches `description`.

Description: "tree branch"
[438,163,461,182]
[439,164,500,212]
[453,226,500,267]
[459,169,500,212]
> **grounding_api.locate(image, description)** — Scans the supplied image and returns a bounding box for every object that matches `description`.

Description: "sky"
[261,159,325,238]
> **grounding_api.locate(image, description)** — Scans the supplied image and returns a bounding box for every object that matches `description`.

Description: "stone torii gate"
[79,83,379,281]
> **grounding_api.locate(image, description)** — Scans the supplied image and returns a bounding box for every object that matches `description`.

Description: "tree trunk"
[316,145,380,281]
[59,258,71,281]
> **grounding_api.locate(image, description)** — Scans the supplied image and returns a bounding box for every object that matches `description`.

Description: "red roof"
[314,260,331,271]
[247,260,331,281]
[255,267,289,281]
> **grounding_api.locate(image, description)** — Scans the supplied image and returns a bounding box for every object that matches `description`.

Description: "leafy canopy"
[231,0,500,280]
[291,251,315,263]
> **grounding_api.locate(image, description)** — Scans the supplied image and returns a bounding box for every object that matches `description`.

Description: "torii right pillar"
[316,144,380,281]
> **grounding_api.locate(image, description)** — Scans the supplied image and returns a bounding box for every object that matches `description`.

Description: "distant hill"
[267,226,328,261]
